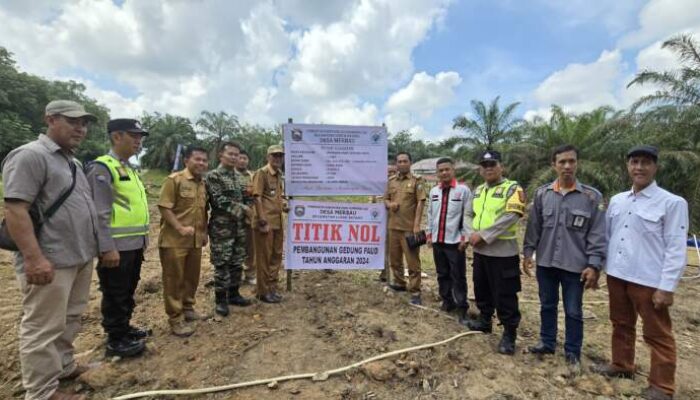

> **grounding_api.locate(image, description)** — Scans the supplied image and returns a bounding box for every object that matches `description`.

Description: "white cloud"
[620,0,700,48]
[288,0,451,100]
[305,98,379,125]
[385,71,461,117]
[0,0,454,130]
[383,71,461,134]
[532,50,624,113]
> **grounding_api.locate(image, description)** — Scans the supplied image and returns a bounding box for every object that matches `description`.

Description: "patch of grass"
[140,169,170,199]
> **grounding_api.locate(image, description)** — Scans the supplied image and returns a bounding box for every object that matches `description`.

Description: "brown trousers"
[160,247,202,323]
[389,229,421,293]
[243,225,256,280]
[254,228,284,296]
[608,275,676,395]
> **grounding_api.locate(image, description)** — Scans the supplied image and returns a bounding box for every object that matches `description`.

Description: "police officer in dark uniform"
[465,150,526,355]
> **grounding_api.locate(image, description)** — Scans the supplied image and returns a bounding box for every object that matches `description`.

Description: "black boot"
[464,315,492,333]
[228,286,252,307]
[105,336,145,358]
[498,326,517,355]
[456,307,470,325]
[215,290,229,316]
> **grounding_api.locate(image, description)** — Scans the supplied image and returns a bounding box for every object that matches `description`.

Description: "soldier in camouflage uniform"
[205,141,253,316]
[236,150,256,285]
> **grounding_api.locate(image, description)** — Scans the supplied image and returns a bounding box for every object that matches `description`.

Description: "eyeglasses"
[271,153,284,158]
[480,161,498,168]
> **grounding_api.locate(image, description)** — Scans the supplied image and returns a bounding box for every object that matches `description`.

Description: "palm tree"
[627,34,700,230]
[140,112,197,170]
[452,96,521,152]
[628,34,700,110]
[506,106,631,196]
[195,110,240,151]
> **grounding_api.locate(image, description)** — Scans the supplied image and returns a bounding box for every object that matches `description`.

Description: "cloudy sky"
[2,0,699,140]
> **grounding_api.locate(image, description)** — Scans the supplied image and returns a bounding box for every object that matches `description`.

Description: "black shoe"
[528,342,555,355]
[388,284,406,292]
[409,295,422,305]
[214,290,229,316]
[440,302,456,312]
[497,327,517,355]
[227,286,253,307]
[271,292,283,302]
[257,294,281,304]
[105,337,145,358]
[127,326,152,340]
[464,316,492,333]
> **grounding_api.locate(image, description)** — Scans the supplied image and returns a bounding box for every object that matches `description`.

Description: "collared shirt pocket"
[567,209,591,231]
[542,208,555,227]
[179,184,196,205]
[635,208,663,233]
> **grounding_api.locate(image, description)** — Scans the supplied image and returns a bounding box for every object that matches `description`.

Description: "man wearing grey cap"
[85,119,150,358]
[2,100,99,400]
[593,145,688,400]
[252,144,287,302]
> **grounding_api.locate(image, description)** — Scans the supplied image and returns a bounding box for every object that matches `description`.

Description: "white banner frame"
[286,200,386,270]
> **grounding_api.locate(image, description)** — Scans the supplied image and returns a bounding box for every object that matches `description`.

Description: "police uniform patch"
[493,186,505,198]
[573,215,586,228]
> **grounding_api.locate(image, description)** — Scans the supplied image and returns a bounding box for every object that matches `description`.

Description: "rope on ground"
[111,330,483,400]
[682,234,700,280]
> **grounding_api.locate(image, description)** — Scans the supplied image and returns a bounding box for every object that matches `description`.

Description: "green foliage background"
[2,35,699,230]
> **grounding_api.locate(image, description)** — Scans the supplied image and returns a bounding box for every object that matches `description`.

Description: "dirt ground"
[1,203,699,400]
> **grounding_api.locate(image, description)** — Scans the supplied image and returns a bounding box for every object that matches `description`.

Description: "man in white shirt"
[593,145,688,400]
[426,158,471,323]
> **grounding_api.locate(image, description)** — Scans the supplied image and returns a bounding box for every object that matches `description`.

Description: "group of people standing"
[2,100,287,400]
[2,99,690,400]
[384,145,687,400]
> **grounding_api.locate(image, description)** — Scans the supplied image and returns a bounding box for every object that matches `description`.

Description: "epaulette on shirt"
[168,171,179,179]
[581,184,603,204]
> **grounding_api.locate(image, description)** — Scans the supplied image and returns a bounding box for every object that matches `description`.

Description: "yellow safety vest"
[95,154,149,238]
[472,179,520,240]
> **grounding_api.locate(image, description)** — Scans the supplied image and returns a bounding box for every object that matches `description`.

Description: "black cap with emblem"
[626,145,658,162]
[107,118,149,136]
[477,150,502,164]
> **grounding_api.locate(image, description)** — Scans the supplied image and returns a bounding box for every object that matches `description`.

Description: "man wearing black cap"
[86,119,151,357]
[593,145,688,400]
[464,150,526,355]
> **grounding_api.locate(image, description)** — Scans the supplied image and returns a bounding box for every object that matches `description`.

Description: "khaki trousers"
[389,229,421,293]
[608,275,677,395]
[159,247,202,323]
[254,228,283,296]
[243,225,256,280]
[16,261,93,400]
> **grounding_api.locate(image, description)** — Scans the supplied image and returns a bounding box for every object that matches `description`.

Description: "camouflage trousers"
[209,219,247,292]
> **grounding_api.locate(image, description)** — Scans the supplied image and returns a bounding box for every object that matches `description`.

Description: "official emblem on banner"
[291,128,303,142]
[371,209,379,219]
[371,131,381,144]
[294,206,306,217]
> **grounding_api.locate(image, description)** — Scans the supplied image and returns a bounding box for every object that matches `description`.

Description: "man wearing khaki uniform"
[158,147,209,337]
[384,152,427,304]
[2,100,99,400]
[252,145,285,303]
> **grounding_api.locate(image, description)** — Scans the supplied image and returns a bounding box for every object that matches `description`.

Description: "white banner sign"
[283,123,388,196]
[286,200,386,270]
